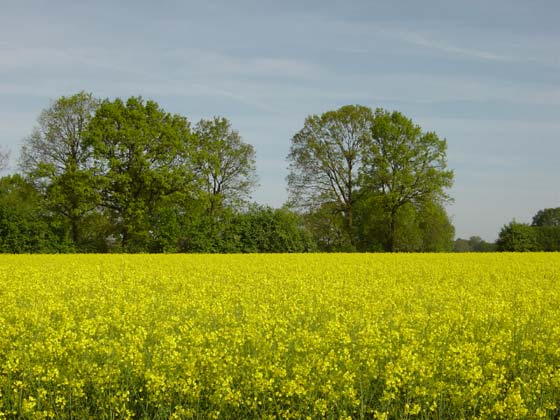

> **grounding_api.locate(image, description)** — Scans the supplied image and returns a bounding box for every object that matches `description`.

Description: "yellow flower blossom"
[0,253,559,418]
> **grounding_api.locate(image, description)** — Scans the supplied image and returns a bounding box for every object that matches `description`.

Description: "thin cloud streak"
[397,31,512,61]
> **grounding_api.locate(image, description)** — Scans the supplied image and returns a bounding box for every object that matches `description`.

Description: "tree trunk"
[71,217,80,248]
[121,228,128,251]
[388,208,397,252]
[347,203,354,246]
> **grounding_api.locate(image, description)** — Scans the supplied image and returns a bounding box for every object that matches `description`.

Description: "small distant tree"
[496,221,538,252]
[531,207,560,251]
[532,208,560,227]
[453,238,472,252]
[454,236,497,252]
[468,236,497,252]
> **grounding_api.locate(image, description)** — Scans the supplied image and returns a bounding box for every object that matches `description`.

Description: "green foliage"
[85,96,194,252]
[496,208,560,252]
[530,208,560,251]
[193,117,257,212]
[534,226,560,251]
[532,207,560,227]
[303,203,356,252]
[177,205,316,253]
[361,109,453,251]
[355,198,454,252]
[454,236,497,252]
[453,238,472,252]
[418,201,455,252]
[497,221,539,252]
[287,105,373,245]
[287,105,454,253]
[177,207,236,253]
[232,205,316,253]
[0,175,72,253]
[9,96,458,254]
[477,240,497,252]
[19,92,101,249]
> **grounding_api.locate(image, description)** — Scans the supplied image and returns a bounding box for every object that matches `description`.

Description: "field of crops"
[1,254,559,419]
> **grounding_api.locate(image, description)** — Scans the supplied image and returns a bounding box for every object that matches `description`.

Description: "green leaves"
[85,97,194,251]
[532,208,560,227]
[497,208,560,252]
[363,109,453,204]
[16,95,457,254]
[362,109,454,251]
[192,117,257,212]
[497,221,539,252]
[287,105,455,252]
[0,175,72,252]
[18,93,262,253]
[19,92,100,247]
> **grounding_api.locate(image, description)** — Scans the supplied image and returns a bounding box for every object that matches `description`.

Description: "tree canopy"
[85,96,194,251]
[19,92,100,247]
[2,96,463,253]
[193,117,257,213]
[287,105,373,247]
[0,174,70,253]
[496,221,538,252]
[361,109,453,251]
[532,208,560,227]
[497,208,560,252]
[287,105,454,252]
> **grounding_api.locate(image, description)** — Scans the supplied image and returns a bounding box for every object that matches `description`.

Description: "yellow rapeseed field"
[1,253,559,419]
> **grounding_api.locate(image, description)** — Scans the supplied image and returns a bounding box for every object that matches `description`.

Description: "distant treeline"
[454,207,560,252]
[494,208,560,252]
[0,92,553,253]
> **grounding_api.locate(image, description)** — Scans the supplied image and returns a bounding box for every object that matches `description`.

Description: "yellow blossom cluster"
[0,253,559,419]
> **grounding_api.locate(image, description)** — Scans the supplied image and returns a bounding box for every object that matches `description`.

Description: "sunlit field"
[1,254,559,419]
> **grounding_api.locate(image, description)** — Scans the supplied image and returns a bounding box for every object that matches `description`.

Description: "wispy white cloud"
[0,43,325,114]
[165,49,323,80]
[331,21,559,67]
[393,31,512,61]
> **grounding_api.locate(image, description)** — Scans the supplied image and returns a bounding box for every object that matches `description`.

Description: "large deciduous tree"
[287,105,454,252]
[193,117,257,213]
[180,117,258,252]
[361,109,453,251]
[85,97,194,251]
[19,92,100,247]
[287,105,373,248]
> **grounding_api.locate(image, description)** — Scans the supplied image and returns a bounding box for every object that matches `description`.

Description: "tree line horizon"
[0,92,558,253]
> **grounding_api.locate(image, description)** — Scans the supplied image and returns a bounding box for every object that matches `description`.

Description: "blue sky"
[1,0,559,241]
